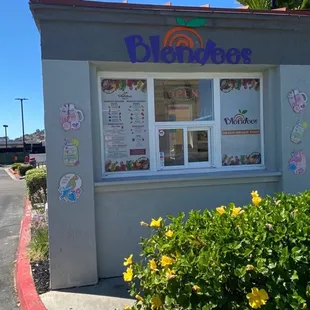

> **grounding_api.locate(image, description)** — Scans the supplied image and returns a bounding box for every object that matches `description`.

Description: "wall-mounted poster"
[288,150,306,175]
[101,79,150,172]
[63,138,80,166]
[220,79,261,166]
[290,121,308,144]
[287,89,308,114]
[58,173,82,203]
[60,103,84,131]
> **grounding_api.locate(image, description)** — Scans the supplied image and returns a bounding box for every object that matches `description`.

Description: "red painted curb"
[9,168,20,179]
[15,197,47,310]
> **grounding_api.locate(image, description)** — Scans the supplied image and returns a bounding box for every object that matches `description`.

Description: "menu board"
[101,79,150,172]
[220,79,261,166]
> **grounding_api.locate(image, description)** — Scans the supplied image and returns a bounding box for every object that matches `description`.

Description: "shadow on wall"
[56,277,133,299]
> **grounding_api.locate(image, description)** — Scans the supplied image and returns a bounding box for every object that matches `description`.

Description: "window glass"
[188,130,209,163]
[220,79,261,166]
[158,129,184,167]
[154,79,214,122]
[101,79,150,172]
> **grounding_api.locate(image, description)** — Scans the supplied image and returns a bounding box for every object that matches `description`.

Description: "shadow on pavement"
[55,277,134,300]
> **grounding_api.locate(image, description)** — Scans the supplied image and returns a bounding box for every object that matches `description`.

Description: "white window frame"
[98,72,264,179]
[155,126,212,171]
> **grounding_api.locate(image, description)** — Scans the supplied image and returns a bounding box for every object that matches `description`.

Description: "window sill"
[94,170,281,193]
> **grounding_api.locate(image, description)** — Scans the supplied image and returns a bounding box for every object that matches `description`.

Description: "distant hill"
[15,129,45,142]
[0,129,45,143]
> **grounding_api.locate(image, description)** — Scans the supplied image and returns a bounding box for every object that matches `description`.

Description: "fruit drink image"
[287,90,308,113]
[60,103,84,131]
[63,138,80,166]
[288,150,306,175]
[291,122,307,144]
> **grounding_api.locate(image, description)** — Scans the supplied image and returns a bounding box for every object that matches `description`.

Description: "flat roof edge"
[29,0,310,17]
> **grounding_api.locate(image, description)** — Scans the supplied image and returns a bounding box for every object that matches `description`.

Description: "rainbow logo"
[233,109,247,122]
[163,17,205,49]
[224,109,258,125]
[124,18,252,65]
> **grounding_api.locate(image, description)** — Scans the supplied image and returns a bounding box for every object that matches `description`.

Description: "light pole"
[15,98,28,153]
[3,125,8,150]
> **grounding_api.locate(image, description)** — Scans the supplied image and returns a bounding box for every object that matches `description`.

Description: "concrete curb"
[15,197,47,310]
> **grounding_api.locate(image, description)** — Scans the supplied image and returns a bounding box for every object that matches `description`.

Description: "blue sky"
[0,0,237,139]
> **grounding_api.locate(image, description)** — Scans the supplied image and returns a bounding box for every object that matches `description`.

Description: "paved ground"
[0,168,25,309]
[40,277,135,310]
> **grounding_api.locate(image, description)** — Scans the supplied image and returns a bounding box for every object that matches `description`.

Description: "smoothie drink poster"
[101,79,150,172]
[220,79,261,166]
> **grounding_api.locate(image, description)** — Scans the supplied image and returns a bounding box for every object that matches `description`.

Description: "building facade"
[31,0,310,289]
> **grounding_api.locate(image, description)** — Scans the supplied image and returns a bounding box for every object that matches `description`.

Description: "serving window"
[99,74,263,178]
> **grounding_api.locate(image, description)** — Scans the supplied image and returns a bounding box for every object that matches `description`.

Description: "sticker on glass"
[287,90,308,114]
[63,138,80,166]
[60,103,84,131]
[290,121,308,144]
[159,130,165,137]
[288,150,306,175]
[58,174,82,203]
[159,152,165,168]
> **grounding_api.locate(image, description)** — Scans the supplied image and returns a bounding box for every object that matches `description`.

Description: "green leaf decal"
[239,109,242,113]
[176,17,186,26]
[242,110,248,114]
[185,18,207,28]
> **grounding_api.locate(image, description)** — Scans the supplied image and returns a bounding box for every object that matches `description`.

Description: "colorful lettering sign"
[124,18,252,65]
[220,79,261,166]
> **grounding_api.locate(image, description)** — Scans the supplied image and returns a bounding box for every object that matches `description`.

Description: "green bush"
[18,164,34,176]
[26,168,45,176]
[25,168,47,205]
[123,191,310,310]
[11,162,22,171]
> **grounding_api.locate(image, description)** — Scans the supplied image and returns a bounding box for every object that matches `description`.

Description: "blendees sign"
[124,17,252,65]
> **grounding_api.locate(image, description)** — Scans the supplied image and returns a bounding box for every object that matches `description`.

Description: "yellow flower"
[150,217,162,228]
[123,254,133,266]
[151,295,163,309]
[124,305,132,310]
[161,255,175,267]
[251,190,259,198]
[232,206,242,216]
[149,259,157,272]
[140,221,149,227]
[192,285,201,291]
[247,288,269,309]
[246,264,255,271]
[165,268,176,280]
[136,294,143,302]
[216,206,226,215]
[165,230,173,237]
[252,196,262,206]
[123,266,133,282]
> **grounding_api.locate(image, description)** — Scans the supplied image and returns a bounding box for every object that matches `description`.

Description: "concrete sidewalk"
[40,277,135,310]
